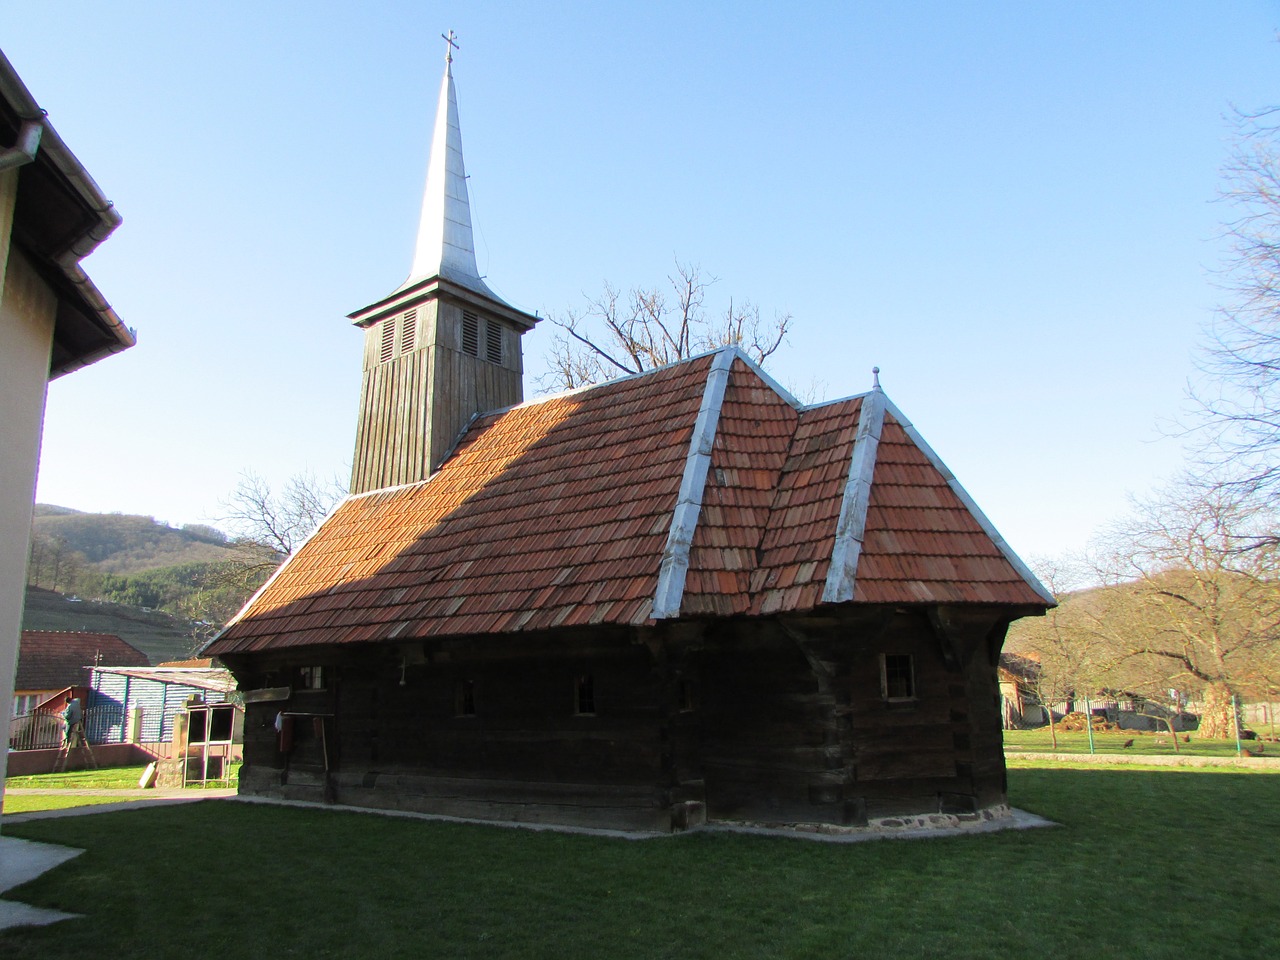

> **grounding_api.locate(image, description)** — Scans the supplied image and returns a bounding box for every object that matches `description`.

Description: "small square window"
[455,679,476,717]
[575,675,595,716]
[881,654,915,701]
[678,679,696,713]
[297,666,326,691]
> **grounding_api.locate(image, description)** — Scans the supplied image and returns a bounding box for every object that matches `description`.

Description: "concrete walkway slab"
[0,835,83,931]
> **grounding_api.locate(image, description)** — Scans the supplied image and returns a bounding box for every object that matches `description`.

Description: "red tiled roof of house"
[16,631,150,690]
[208,349,1051,656]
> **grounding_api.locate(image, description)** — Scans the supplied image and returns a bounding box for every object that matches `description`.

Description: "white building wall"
[0,167,59,798]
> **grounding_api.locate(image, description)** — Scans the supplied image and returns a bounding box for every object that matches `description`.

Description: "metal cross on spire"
[442,30,459,64]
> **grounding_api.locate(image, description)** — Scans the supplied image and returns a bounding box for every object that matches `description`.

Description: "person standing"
[61,693,83,747]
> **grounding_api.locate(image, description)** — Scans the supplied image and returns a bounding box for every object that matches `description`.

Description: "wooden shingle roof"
[208,348,1050,655]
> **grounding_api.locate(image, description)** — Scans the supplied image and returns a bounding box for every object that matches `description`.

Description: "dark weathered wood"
[227,604,1017,831]
[350,297,528,494]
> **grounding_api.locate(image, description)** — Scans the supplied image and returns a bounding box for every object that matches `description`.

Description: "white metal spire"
[406,32,497,299]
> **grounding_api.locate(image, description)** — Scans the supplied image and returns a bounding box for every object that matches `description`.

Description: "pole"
[1085,696,1095,754]
[1234,695,1243,757]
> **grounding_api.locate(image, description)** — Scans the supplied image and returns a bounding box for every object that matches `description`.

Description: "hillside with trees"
[24,506,282,650]
[1005,482,1279,739]
[31,505,238,574]
[21,586,201,665]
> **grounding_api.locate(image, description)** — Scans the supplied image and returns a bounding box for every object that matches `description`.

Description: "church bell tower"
[348,33,539,496]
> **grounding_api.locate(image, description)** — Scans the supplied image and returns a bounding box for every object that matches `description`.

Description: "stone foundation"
[711,803,1013,838]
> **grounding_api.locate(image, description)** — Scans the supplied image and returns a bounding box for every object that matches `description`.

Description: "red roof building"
[13,630,148,716]
[213,352,1047,654]
[206,47,1052,835]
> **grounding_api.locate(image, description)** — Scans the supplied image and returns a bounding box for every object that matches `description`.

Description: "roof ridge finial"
[442,29,459,65]
[872,366,881,391]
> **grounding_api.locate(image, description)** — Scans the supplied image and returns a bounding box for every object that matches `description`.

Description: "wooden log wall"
[687,606,1012,825]
[228,633,680,831]
[226,604,1014,831]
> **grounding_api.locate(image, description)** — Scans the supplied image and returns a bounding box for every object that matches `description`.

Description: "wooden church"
[206,41,1053,834]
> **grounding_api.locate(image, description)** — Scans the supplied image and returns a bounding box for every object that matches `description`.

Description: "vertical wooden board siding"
[351,370,376,493]
[368,366,386,490]
[398,352,418,480]
[351,297,530,492]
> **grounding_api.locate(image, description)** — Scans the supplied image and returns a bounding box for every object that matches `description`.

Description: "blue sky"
[5,2,1279,563]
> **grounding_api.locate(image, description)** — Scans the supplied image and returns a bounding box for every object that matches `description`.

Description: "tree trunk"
[1199,682,1237,739]
[1164,716,1180,753]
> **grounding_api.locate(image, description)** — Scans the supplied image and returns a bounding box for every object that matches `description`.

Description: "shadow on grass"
[2,768,1276,960]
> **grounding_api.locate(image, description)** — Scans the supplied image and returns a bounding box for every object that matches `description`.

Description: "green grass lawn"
[1004,727,1271,757]
[3,767,151,790]
[2,794,135,815]
[1,767,1277,959]
[4,764,240,815]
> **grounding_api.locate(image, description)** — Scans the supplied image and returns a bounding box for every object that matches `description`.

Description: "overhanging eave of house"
[0,47,134,377]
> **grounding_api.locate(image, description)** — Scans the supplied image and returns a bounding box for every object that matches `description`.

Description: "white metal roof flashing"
[822,388,887,604]
[408,53,486,293]
[351,43,536,327]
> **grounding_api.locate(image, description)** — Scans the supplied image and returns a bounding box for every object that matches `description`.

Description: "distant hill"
[21,586,201,665]
[32,506,238,574]
[25,506,281,647]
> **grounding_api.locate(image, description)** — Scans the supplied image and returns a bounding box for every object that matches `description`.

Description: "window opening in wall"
[208,704,235,742]
[380,318,395,364]
[455,679,476,717]
[485,319,503,364]
[881,654,915,701]
[461,310,480,357]
[402,309,417,353]
[678,679,696,712]
[575,674,596,715]
[187,707,208,744]
[297,665,326,691]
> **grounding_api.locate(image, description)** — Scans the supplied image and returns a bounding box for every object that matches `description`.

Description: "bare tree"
[538,260,793,391]
[26,533,84,594]
[1195,107,1280,495]
[1005,559,1103,748]
[214,470,347,594]
[219,470,346,557]
[1080,478,1280,738]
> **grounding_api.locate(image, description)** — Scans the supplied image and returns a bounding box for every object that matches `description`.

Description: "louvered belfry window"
[485,318,503,364]
[461,310,480,357]
[401,309,417,354]
[379,318,396,364]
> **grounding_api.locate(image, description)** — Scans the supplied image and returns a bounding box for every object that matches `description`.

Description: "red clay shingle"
[17,631,150,690]
[208,350,1047,655]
